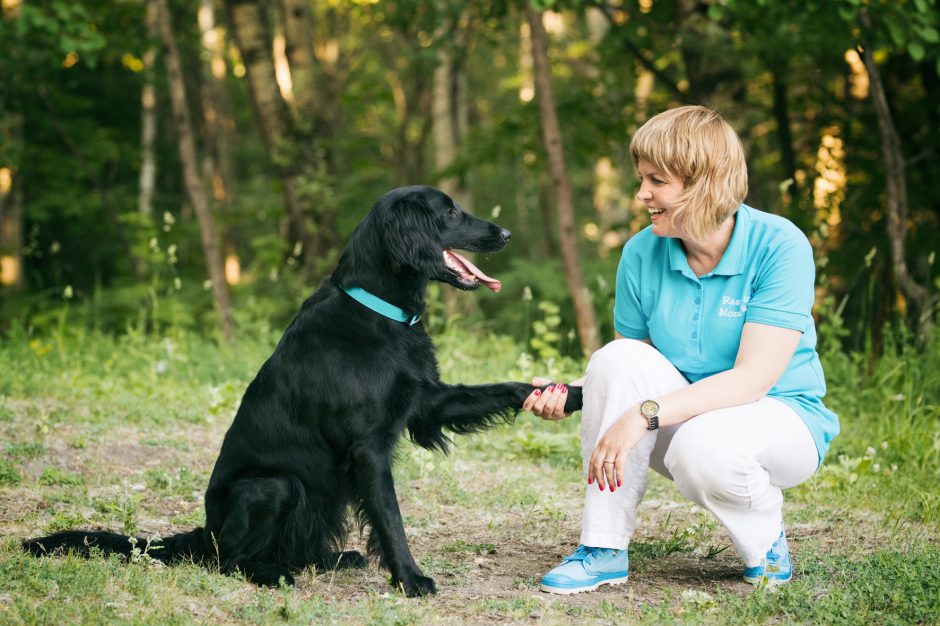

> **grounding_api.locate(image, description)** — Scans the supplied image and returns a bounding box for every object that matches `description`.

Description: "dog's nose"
[499,228,512,242]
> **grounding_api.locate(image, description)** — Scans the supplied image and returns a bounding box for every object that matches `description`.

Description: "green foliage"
[0,460,23,486]
[5,442,45,459]
[92,481,143,536]
[38,467,83,487]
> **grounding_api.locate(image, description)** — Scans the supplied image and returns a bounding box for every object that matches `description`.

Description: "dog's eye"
[445,207,459,219]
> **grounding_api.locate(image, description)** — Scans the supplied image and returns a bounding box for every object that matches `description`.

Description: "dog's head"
[372,185,511,292]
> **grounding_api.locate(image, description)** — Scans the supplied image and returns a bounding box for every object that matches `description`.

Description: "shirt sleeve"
[613,241,650,339]
[744,227,815,332]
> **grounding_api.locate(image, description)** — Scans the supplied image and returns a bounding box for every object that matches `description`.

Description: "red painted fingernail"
[534,389,541,396]
[617,479,622,487]
[587,477,592,485]
[599,484,605,491]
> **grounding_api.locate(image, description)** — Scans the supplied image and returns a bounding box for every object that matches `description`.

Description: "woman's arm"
[651,322,800,427]
[523,333,653,419]
[590,322,801,490]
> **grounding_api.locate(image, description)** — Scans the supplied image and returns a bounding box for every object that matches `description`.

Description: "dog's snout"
[499,228,512,242]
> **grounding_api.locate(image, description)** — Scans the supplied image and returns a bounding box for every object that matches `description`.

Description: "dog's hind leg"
[208,475,319,587]
[350,444,436,597]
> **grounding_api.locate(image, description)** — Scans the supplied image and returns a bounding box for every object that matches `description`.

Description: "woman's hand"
[522,376,571,421]
[588,408,648,492]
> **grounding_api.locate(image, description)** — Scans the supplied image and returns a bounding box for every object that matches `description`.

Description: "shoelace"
[767,533,789,563]
[564,546,618,566]
[562,546,593,564]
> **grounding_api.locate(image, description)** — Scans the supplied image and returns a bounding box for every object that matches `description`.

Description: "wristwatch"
[639,399,660,431]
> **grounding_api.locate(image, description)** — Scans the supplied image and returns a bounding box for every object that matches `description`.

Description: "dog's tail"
[22,527,214,565]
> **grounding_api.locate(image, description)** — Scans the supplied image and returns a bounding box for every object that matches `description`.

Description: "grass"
[0,322,938,625]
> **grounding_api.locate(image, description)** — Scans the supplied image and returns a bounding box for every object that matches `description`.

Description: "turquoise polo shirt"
[614,204,839,465]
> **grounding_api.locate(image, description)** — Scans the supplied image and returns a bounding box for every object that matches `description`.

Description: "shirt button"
[695,297,701,304]
[692,332,698,338]
[693,313,699,320]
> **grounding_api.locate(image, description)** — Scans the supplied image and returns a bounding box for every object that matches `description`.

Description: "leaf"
[918,26,939,44]
[909,41,925,61]
[838,5,857,22]
[708,4,725,21]
[885,18,906,47]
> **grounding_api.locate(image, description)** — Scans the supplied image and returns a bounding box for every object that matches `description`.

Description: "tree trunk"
[771,68,798,207]
[526,4,600,355]
[198,0,238,278]
[433,49,470,210]
[433,35,479,318]
[139,0,158,222]
[223,0,318,268]
[156,0,234,341]
[0,164,23,289]
[277,0,317,121]
[135,0,159,278]
[858,9,931,332]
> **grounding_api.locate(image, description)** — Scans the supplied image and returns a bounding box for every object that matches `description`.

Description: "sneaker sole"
[540,575,629,595]
[743,574,792,586]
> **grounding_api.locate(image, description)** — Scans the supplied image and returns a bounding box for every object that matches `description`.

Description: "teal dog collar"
[343,287,421,326]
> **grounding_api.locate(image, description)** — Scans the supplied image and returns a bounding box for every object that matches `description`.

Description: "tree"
[526,2,600,354]
[197,0,238,280]
[138,0,158,222]
[224,0,342,276]
[856,5,935,334]
[156,0,234,340]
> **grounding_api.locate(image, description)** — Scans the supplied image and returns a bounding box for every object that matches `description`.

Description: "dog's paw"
[334,550,369,569]
[564,386,583,413]
[245,564,295,587]
[534,383,583,413]
[396,573,437,597]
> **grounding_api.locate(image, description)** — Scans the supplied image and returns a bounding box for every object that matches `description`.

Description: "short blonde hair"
[629,106,748,242]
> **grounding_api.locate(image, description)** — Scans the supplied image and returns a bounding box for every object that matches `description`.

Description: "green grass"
[0,323,938,625]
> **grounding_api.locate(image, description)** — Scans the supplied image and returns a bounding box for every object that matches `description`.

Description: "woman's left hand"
[588,409,649,492]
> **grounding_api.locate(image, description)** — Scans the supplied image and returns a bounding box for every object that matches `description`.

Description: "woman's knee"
[586,339,663,383]
[664,433,753,504]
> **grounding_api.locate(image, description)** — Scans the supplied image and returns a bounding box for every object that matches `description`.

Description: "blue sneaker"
[540,545,629,594]
[744,526,792,585]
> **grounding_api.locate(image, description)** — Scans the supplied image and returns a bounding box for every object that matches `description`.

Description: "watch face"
[640,400,660,417]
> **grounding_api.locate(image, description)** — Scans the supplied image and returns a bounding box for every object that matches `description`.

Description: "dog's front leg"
[429,382,583,432]
[350,445,436,597]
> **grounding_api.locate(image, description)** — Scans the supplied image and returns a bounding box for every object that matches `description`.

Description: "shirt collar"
[667,204,750,279]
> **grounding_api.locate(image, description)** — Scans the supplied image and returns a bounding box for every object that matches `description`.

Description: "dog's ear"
[382,195,443,274]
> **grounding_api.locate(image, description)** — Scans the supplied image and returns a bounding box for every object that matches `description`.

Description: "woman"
[523,105,839,594]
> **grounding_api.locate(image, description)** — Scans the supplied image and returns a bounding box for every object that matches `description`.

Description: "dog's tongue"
[444,249,502,292]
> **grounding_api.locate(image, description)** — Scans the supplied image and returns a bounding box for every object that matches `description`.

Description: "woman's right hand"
[522,376,572,421]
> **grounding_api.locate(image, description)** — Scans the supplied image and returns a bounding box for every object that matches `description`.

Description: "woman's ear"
[382,195,443,274]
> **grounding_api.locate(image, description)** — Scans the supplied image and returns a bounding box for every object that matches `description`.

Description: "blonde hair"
[629,106,748,242]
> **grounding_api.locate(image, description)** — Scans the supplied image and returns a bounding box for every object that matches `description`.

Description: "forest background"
[0,0,938,624]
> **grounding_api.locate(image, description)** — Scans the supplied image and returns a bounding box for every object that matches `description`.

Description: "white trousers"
[578,339,818,566]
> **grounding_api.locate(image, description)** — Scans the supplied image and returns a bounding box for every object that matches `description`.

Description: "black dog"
[24,185,581,596]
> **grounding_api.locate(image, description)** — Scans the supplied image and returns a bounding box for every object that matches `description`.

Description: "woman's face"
[636,160,685,238]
